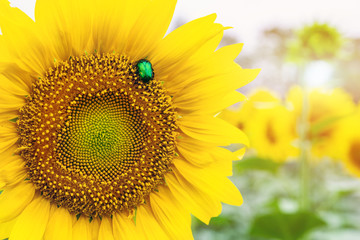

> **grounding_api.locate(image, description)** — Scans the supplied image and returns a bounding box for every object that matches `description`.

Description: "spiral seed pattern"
[17,53,177,217]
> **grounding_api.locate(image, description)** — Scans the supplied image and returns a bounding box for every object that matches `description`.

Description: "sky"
[7,0,360,53]
[171,0,360,51]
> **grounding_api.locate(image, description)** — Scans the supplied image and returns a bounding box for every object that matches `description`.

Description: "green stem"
[299,63,311,211]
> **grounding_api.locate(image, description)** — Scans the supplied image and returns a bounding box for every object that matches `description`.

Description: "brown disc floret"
[17,53,177,217]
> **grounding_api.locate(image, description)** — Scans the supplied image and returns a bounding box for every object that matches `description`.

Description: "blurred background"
[170,1,360,240]
[10,0,360,239]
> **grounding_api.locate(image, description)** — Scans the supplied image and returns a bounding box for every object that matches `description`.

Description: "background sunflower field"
[173,1,360,240]
[8,0,360,239]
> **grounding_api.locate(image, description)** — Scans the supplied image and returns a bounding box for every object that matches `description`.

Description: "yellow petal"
[0,119,17,132]
[0,156,27,187]
[0,139,18,156]
[113,213,143,240]
[0,182,35,222]
[0,121,18,154]
[92,0,148,53]
[233,147,247,160]
[72,216,92,240]
[207,147,242,176]
[0,63,33,90]
[35,0,93,59]
[0,99,25,117]
[166,43,244,96]
[0,35,10,62]
[0,0,50,76]
[98,217,114,240]
[0,144,18,171]
[177,134,244,169]
[151,14,224,78]
[0,99,24,113]
[44,206,73,240]
[0,217,17,240]
[159,32,225,96]
[177,136,215,166]
[172,67,259,114]
[125,0,176,59]
[136,204,169,240]
[0,74,29,97]
[0,0,34,37]
[179,115,249,147]
[0,112,18,123]
[150,186,193,240]
[10,194,51,240]
[214,90,247,114]
[165,172,221,224]
[90,217,101,240]
[174,157,243,207]
[166,42,259,114]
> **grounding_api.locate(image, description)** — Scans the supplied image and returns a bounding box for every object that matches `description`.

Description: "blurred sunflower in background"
[0,0,259,239]
[331,106,360,176]
[288,22,343,62]
[219,89,278,132]
[286,86,356,159]
[221,86,358,164]
[246,103,298,162]
[220,89,298,162]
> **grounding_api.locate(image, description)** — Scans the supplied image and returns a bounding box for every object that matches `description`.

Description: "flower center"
[349,140,360,168]
[266,121,277,144]
[58,91,147,181]
[17,53,177,217]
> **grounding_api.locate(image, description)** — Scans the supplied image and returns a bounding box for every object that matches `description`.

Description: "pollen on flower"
[17,53,178,217]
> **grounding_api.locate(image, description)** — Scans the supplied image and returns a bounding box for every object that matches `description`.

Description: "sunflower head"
[328,105,360,174]
[219,89,279,131]
[0,0,259,239]
[286,86,356,159]
[288,22,343,62]
[17,53,177,216]
[340,125,360,177]
[220,89,298,162]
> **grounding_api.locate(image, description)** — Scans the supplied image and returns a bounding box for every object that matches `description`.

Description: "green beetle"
[136,59,154,83]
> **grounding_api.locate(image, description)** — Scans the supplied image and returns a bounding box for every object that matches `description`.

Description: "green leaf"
[234,156,282,173]
[250,211,326,240]
[208,215,237,231]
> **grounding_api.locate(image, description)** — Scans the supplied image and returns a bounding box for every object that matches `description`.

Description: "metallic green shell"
[136,59,154,83]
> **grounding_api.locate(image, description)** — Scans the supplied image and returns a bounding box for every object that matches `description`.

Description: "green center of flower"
[17,53,177,217]
[57,91,146,181]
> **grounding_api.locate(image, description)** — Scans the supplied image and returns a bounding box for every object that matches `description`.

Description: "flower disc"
[17,53,177,217]
[349,141,360,168]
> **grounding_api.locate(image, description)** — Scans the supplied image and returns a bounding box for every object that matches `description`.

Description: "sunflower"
[246,104,298,162]
[0,0,259,239]
[332,106,360,176]
[219,89,279,132]
[287,22,343,62]
[220,89,298,162]
[286,86,356,159]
